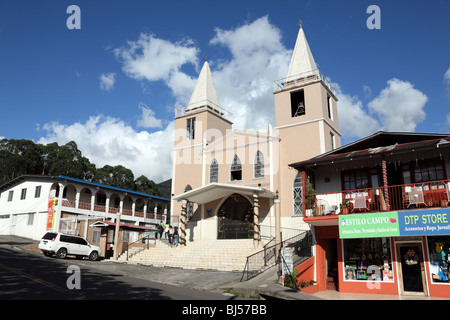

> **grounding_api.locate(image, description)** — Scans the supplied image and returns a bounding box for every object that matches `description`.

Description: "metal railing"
[124,233,156,260]
[240,230,313,282]
[273,68,335,95]
[305,179,450,217]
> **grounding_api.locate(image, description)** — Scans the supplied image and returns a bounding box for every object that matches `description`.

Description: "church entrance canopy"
[172,183,276,204]
[172,183,276,241]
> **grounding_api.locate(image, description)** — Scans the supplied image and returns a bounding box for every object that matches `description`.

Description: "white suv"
[39,232,102,261]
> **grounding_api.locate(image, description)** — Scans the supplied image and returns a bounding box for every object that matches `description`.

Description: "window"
[27,213,35,225]
[20,188,27,200]
[186,117,196,140]
[35,186,41,198]
[210,158,218,183]
[293,172,303,216]
[342,170,370,190]
[327,95,333,120]
[96,193,106,206]
[8,191,13,202]
[230,155,242,181]
[92,230,101,244]
[343,238,393,282]
[428,236,450,283]
[330,132,335,150]
[254,151,264,178]
[290,89,305,117]
[413,159,445,183]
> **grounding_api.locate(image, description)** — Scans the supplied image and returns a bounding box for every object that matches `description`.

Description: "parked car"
[38,232,101,261]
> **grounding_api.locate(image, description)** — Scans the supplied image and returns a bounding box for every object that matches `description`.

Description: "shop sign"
[339,212,400,239]
[47,197,56,230]
[398,208,450,236]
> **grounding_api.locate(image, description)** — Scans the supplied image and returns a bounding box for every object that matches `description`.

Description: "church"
[170,25,340,247]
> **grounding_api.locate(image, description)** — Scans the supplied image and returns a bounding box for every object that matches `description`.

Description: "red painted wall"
[337,237,399,295]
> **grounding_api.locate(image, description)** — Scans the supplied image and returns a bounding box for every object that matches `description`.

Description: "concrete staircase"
[121,239,266,272]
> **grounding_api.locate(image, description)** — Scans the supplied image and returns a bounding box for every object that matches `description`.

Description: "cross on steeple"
[204,56,209,62]
[297,20,304,29]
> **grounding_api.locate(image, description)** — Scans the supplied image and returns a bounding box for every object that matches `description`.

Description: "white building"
[0,174,170,257]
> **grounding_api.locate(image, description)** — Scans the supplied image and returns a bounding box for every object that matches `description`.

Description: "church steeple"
[286,26,318,80]
[186,60,221,114]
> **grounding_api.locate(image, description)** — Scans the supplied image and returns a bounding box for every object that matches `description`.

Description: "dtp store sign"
[398,208,450,236]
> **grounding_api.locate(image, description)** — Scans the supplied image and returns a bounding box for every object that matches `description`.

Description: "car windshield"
[42,232,57,240]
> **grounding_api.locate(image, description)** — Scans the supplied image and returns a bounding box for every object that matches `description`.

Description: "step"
[126,239,265,271]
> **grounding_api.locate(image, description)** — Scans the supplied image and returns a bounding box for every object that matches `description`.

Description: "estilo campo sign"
[339,208,450,239]
[339,212,400,239]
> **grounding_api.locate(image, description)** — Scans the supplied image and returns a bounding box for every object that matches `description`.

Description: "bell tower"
[273,25,341,220]
[171,60,232,222]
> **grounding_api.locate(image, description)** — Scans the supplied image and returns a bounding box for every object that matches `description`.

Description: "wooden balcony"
[305,179,450,218]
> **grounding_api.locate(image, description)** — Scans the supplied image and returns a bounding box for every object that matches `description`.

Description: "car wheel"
[89,251,99,261]
[56,248,67,259]
[43,251,53,257]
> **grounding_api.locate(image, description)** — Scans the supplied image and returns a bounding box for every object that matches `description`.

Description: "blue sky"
[0,0,449,182]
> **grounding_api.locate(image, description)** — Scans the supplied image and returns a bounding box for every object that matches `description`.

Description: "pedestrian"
[173,227,179,247]
[158,224,164,239]
[164,224,169,239]
[168,225,173,245]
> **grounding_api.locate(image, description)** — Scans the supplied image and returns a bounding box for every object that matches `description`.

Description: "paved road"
[0,245,244,300]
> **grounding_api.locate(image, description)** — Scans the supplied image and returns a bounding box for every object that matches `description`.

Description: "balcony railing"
[305,179,450,218]
[60,199,165,221]
[273,68,336,95]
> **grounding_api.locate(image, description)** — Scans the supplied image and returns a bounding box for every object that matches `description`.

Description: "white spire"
[186,60,221,113]
[286,26,318,80]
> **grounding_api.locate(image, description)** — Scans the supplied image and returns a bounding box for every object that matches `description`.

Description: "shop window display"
[343,238,393,282]
[428,236,450,283]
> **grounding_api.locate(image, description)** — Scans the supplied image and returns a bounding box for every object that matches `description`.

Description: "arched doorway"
[217,194,253,239]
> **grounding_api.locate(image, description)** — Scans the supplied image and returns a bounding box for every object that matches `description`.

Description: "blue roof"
[58,175,170,202]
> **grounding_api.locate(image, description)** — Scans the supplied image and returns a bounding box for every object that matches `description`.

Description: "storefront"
[313,208,450,298]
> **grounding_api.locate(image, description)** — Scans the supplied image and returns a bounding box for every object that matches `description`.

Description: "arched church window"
[210,158,218,183]
[254,151,264,178]
[230,155,242,181]
[293,172,303,215]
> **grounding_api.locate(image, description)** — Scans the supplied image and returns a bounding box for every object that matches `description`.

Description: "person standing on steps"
[168,225,173,246]
[173,227,179,247]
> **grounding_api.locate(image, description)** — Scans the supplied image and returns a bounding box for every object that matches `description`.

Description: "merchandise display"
[428,236,450,283]
[343,238,393,282]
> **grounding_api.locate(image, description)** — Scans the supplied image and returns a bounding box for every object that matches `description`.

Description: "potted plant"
[441,196,448,207]
[341,199,349,214]
[426,197,434,207]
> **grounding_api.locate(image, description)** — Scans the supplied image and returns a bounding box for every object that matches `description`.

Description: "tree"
[94,165,135,190]
[41,141,92,180]
[135,175,161,196]
[0,138,44,184]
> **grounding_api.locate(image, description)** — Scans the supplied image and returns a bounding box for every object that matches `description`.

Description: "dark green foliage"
[0,138,163,197]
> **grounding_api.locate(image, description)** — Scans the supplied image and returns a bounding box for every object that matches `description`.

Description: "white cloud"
[368,78,427,132]
[99,73,116,91]
[38,116,174,183]
[137,103,162,128]
[445,67,450,84]
[444,66,450,99]
[114,33,199,104]
[334,83,381,139]
[209,16,292,131]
